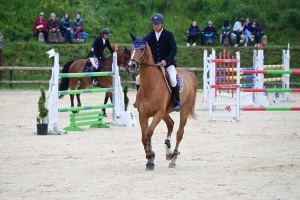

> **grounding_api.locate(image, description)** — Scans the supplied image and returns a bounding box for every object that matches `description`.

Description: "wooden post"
[0,48,2,85]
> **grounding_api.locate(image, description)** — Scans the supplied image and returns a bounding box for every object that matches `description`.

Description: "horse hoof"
[168,163,176,168]
[146,162,155,170]
[72,111,78,114]
[103,113,108,117]
[166,154,172,161]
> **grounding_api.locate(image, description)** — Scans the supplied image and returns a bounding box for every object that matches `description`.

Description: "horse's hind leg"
[169,108,189,168]
[162,114,174,161]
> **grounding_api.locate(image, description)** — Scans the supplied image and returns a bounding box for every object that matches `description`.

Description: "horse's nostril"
[131,64,136,69]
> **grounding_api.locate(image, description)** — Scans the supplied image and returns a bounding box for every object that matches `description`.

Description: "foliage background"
[1,0,300,45]
[0,0,300,89]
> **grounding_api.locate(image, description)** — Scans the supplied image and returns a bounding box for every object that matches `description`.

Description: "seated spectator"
[186,21,201,46]
[243,18,254,47]
[252,19,264,47]
[33,12,48,43]
[202,21,217,45]
[48,12,62,43]
[73,14,85,41]
[61,13,72,43]
[233,18,245,47]
[221,19,232,47]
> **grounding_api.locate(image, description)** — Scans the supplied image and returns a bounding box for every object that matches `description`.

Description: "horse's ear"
[130,32,137,41]
[143,32,151,42]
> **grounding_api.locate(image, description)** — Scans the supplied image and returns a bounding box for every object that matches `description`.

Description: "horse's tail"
[188,74,198,119]
[58,60,74,98]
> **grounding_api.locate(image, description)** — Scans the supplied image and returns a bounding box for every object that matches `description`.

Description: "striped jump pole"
[59,88,115,95]
[59,104,115,112]
[59,71,115,78]
[242,70,300,75]
[216,75,255,80]
[243,107,300,111]
[215,65,284,72]
[242,88,300,93]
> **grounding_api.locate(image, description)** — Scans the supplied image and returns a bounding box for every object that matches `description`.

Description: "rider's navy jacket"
[89,36,114,59]
[147,29,177,68]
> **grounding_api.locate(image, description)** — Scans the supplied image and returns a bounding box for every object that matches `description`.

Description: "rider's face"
[152,22,163,32]
[102,34,109,39]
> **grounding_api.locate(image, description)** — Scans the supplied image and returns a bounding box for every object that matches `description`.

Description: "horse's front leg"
[76,94,81,107]
[162,114,174,161]
[102,92,111,117]
[69,94,77,114]
[143,112,164,170]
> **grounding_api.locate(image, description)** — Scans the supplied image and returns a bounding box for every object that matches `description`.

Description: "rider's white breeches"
[135,65,177,87]
[89,57,99,69]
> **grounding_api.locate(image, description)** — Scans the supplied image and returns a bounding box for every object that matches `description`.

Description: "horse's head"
[127,32,151,73]
[117,46,131,72]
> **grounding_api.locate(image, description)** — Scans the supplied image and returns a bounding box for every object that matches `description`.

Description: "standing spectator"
[233,18,245,47]
[221,19,232,47]
[203,21,217,45]
[33,12,48,43]
[73,14,84,41]
[243,18,254,47]
[48,12,62,43]
[61,13,72,43]
[252,19,264,47]
[186,21,201,46]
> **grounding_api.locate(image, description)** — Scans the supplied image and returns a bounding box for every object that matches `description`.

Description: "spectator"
[243,18,254,47]
[186,21,201,47]
[61,13,72,43]
[203,21,217,45]
[221,19,232,47]
[48,12,62,43]
[252,19,264,47]
[73,13,84,41]
[233,18,245,47]
[33,12,48,43]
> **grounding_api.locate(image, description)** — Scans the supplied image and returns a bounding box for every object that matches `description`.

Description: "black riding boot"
[133,85,140,108]
[171,85,182,112]
[90,66,98,86]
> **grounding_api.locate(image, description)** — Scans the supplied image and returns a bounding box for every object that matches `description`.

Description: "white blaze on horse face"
[128,50,136,66]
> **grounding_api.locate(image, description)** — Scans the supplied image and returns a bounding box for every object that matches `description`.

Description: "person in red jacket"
[34,12,49,43]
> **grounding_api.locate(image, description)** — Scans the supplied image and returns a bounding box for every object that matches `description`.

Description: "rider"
[134,13,182,112]
[88,28,114,85]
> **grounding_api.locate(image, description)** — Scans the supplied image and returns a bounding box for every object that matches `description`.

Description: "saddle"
[83,57,107,72]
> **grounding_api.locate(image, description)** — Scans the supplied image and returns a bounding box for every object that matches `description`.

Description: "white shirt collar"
[155,28,163,41]
[102,37,105,45]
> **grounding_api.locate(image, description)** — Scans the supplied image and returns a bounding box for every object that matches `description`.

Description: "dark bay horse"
[59,47,131,116]
[128,33,198,170]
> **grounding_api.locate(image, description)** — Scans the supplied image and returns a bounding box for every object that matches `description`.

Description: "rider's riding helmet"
[101,28,111,35]
[150,13,164,24]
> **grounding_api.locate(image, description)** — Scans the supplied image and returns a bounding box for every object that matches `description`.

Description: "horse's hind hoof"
[103,113,108,117]
[168,163,176,168]
[145,162,155,170]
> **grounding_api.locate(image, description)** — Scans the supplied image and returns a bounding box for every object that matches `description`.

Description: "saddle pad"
[176,74,184,92]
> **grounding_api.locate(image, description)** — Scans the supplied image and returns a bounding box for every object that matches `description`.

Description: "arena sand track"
[0,90,300,199]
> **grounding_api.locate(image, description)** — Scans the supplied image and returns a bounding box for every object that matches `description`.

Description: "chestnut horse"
[128,33,198,170]
[59,47,131,116]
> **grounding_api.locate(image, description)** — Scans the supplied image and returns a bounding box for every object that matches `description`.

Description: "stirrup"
[173,101,182,112]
